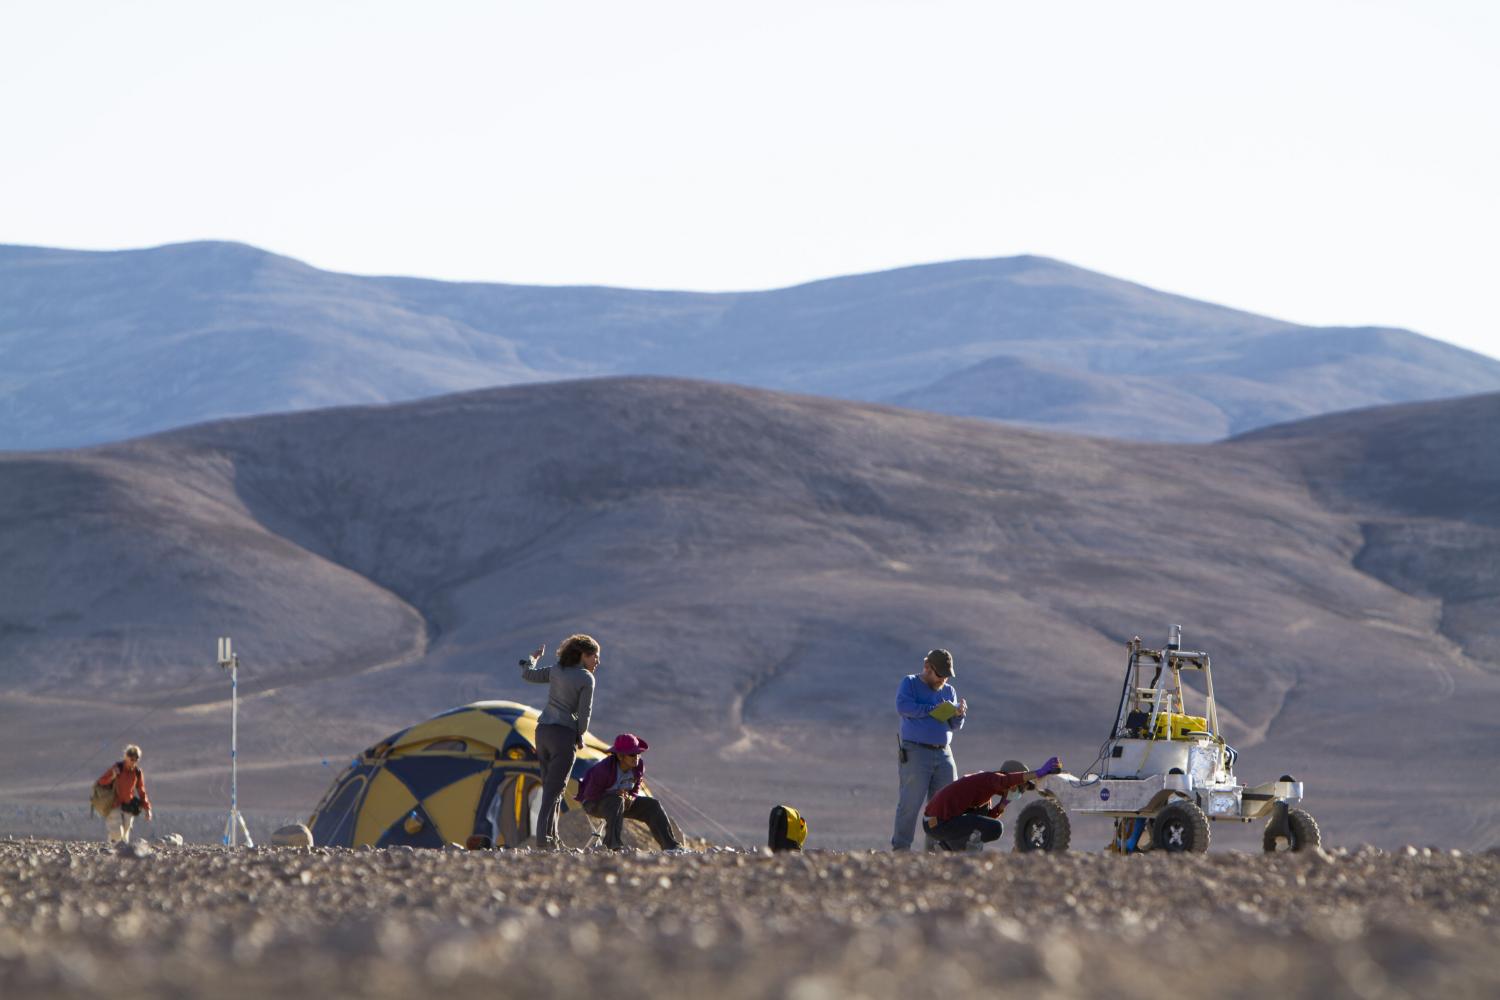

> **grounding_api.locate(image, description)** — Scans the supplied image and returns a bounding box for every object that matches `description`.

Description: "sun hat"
[610,733,649,755]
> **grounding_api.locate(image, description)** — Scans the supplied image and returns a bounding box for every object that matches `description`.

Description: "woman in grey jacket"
[519,633,599,848]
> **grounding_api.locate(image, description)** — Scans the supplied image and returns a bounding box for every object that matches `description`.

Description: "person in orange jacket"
[97,744,152,843]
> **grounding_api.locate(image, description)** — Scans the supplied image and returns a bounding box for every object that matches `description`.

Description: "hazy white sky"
[3,1,1496,358]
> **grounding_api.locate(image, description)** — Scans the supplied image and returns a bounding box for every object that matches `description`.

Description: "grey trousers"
[891,740,957,850]
[583,793,679,850]
[534,723,577,847]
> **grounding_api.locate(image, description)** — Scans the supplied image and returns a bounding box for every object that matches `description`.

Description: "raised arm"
[518,643,551,684]
[986,757,1061,816]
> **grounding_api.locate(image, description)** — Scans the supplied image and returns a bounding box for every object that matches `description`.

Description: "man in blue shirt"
[892,648,967,851]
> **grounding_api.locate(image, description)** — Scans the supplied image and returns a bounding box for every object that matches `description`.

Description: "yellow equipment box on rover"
[1153,712,1209,740]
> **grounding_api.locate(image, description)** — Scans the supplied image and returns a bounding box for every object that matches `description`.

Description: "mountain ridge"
[4,241,1499,449]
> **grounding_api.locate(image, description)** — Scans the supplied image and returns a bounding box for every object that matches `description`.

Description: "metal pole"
[218,637,253,847]
[230,652,239,845]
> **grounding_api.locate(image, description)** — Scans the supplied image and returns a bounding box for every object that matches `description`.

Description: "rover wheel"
[1152,801,1210,853]
[1014,798,1071,853]
[1263,807,1320,853]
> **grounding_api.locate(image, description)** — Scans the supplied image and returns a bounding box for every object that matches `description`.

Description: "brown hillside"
[1,380,1495,849]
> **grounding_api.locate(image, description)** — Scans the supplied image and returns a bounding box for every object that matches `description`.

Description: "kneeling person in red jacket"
[922,757,1061,851]
[577,734,683,851]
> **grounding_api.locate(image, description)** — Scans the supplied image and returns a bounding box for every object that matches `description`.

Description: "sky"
[3,1,1497,359]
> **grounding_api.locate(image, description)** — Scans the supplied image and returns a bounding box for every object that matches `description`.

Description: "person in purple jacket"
[576,733,685,852]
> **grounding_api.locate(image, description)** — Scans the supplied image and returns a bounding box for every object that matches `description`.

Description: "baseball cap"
[925,649,955,678]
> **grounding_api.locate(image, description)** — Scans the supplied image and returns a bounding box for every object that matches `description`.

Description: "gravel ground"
[0,803,310,847]
[1,840,1497,999]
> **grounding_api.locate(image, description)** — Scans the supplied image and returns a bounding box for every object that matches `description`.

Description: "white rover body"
[1011,625,1321,854]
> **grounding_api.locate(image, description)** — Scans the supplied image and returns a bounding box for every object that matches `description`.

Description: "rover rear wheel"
[1152,801,1210,853]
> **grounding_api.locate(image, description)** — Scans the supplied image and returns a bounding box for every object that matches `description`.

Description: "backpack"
[768,804,808,852]
[90,776,116,818]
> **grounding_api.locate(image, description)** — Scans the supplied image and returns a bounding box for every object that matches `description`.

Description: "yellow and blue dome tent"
[307,700,626,848]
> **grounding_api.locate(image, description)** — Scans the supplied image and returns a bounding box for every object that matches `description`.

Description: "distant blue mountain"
[2,240,1498,449]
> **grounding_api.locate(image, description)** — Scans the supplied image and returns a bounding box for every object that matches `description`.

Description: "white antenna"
[217,637,254,847]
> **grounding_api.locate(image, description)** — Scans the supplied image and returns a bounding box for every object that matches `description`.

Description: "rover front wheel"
[1263,807,1321,853]
[1013,799,1071,853]
[1152,801,1210,853]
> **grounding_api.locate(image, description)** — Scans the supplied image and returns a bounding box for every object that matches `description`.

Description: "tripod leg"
[237,811,255,848]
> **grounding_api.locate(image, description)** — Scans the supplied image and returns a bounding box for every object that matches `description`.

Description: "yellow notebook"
[929,701,958,722]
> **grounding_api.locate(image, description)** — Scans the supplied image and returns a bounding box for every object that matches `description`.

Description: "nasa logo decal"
[1100,788,1111,801]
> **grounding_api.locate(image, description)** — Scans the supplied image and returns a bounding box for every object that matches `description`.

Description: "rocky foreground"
[1,840,1497,999]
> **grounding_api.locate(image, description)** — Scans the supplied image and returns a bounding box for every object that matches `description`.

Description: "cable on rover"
[1070,741,1110,786]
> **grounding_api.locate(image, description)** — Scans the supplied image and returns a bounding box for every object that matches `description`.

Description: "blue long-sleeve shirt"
[896,674,964,746]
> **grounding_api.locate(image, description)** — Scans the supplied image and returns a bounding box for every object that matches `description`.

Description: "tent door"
[486,773,542,847]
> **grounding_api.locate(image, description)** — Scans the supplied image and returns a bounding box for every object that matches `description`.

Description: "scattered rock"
[157,833,185,847]
[115,840,153,860]
[0,841,1496,997]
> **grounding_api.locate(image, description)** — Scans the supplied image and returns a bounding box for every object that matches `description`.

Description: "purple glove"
[1034,757,1061,778]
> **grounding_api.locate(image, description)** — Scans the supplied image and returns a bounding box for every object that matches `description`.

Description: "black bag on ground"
[768,804,808,852]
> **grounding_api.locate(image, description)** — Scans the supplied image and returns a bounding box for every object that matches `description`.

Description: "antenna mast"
[217,637,254,847]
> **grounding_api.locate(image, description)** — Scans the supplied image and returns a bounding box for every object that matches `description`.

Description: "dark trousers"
[925,812,1004,851]
[534,723,577,847]
[583,793,679,850]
